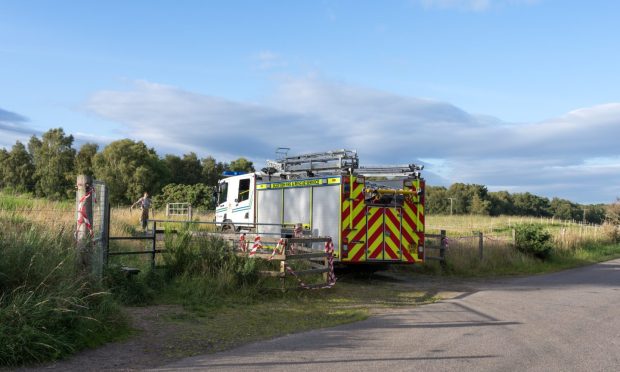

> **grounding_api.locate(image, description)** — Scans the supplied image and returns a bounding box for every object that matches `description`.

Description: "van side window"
[238,179,251,202]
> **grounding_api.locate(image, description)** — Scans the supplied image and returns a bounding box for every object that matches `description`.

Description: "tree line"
[426,184,608,224]
[0,127,614,223]
[0,128,253,205]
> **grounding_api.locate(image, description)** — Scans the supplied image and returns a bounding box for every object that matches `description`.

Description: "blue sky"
[1,0,619,203]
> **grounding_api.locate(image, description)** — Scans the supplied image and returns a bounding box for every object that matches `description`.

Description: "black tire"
[221,220,235,232]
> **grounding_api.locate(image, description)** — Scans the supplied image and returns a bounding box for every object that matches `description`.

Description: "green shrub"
[162,234,261,287]
[514,223,554,259]
[157,233,267,312]
[152,183,215,211]
[103,265,157,306]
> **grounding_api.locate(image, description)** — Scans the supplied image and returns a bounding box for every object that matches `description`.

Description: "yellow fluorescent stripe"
[384,216,398,232]
[368,234,383,249]
[403,204,423,232]
[346,243,366,261]
[368,215,383,233]
[417,204,424,231]
[385,238,399,251]
[352,202,365,218]
[346,203,367,240]
[347,222,366,241]
[347,212,366,240]
[352,183,364,198]
[366,208,383,258]
[347,244,363,256]
[384,217,401,258]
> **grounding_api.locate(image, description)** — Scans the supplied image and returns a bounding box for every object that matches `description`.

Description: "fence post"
[189,205,193,220]
[440,229,447,268]
[151,220,157,270]
[512,228,516,246]
[280,260,286,290]
[102,192,111,269]
[76,175,93,273]
[478,231,484,260]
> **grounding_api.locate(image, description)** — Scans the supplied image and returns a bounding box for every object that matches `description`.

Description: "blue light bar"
[222,171,247,176]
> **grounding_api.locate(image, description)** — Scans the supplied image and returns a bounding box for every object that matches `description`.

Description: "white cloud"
[253,51,287,70]
[86,78,620,203]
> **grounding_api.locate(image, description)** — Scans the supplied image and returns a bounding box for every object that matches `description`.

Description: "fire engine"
[215,149,425,264]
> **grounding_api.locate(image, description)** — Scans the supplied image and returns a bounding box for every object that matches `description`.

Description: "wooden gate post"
[440,229,447,269]
[76,174,93,273]
[478,231,484,260]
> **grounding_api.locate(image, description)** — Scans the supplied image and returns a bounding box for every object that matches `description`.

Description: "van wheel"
[221,220,235,232]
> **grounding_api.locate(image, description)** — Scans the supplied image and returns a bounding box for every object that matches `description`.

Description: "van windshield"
[218,182,228,205]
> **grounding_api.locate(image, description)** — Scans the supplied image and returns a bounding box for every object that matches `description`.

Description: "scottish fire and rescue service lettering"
[257,177,340,190]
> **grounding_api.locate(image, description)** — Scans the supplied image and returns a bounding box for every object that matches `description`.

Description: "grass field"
[1,191,619,366]
[424,214,619,276]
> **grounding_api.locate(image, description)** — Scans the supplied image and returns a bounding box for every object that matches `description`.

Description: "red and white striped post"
[76,174,93,273]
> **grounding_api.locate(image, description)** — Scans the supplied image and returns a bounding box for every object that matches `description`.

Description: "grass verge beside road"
[421,240,620,277]
[26,276,441,370]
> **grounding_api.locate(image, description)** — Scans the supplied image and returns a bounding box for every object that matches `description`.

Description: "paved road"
[154,259,620,372]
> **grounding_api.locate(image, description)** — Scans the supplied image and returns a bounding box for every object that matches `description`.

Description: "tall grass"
[0,218,128,366]
[157,232,269,313]
[425,214,620,276]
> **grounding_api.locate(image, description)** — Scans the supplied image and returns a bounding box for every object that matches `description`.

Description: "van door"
[230,175,254,225]
[215,180,230,223]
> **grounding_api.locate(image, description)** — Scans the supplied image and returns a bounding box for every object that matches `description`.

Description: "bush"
[162,233,260,287]
[514,223,554,259]
[159,233,266,311]
[601,223,620,243]
[103,265,157,306]
[152,183,215,212]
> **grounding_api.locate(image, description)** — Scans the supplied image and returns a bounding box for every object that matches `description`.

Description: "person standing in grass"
[131,192,152,230]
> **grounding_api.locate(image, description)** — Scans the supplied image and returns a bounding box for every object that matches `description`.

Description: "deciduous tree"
[75,143,99,176]
[228,157,254,173]
[4,141,34,192]
[93,139,169,204]
[29,129,76,199]
[201,156,226,186]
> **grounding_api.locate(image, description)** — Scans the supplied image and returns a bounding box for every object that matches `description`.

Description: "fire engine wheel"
[221,220,235,232]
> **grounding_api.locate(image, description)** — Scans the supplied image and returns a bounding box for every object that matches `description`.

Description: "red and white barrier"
[249,236,263,257]
[75,187,96,240]
[268,238,286,261]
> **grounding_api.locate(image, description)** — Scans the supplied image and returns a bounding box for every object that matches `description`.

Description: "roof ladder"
[266,149,359,176]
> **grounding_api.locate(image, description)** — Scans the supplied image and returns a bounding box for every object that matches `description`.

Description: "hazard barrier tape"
[268,238,286,261]
[75,186,96,240]
[289,224,304,254]
[238,233,248,252]
[248,236,263,257]
[284,239,336,290]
